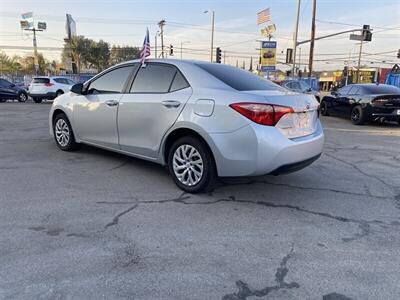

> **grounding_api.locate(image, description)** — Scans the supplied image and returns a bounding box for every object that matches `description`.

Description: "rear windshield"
[195,63,284,91]
[361,85,400,94]
[33,78,50,84]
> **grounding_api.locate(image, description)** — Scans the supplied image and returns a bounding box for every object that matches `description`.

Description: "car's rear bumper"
[28,92,56,99]
[208,120,324,177]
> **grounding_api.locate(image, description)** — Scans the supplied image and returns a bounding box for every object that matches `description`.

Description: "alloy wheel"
[351,108,360,122]
[172,144,204,186]
[19,93,27,102]
[55,119,70,147]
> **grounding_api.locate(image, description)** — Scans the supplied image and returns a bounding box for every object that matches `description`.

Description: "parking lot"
[0,102,399,299]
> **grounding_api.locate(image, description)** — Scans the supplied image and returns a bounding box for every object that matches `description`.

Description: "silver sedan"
[49,59,324,193]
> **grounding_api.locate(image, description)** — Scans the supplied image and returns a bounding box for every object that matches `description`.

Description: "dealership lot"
[1,102,400,299]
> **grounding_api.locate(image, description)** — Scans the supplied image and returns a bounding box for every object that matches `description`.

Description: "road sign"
[350,34,363,41]
[260,41,277,72]
[37,22,47,30]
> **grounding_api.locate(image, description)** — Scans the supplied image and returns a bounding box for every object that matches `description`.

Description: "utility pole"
[298,47,302,72]
[158,19,165,58]
[356,40,363,83]
[24,27,44,75]
[204,10,215,62]
[308,0,316,77]
[155,31,159,58]
[292,0,301,78]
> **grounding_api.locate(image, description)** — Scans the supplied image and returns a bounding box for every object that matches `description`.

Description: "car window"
[53,78,66,84]
[67,79,75,85]
[130,64,177,93]
[291,82,301,90]
[0,79,10,87]
[362,85,400,94]
[299,81,311,90]
[195,63,285,91]
[348,86,360,95]
[88,65,135,94]
[338,85,352,95]
[170,71,190,92]
[33,78,50,84]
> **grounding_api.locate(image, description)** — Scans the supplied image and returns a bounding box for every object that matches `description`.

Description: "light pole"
[204,10,215,62]
[180,41,190,59]
[292,0,301,78]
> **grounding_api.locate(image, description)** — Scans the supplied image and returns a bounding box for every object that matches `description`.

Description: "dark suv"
[0,78,28,102]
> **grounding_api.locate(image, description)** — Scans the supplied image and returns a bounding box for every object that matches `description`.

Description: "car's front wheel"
[53,113,79,151]
[18,92,28,102]
[168,136,216,193]
[351,105,365,125]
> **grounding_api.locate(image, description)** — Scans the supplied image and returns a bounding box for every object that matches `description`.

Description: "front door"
[118,63,192,159]
[73,64,137,149]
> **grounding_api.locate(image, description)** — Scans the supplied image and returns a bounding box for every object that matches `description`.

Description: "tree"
[110,45,140,65]
[87,39,110,71]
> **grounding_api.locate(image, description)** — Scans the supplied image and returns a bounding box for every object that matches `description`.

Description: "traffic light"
[216,47,222,63]
[286,48,293,64]
[362,25,372,42]
[397,49,400,59]
[169,45,174,56]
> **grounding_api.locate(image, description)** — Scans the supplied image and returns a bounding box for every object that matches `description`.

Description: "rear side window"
[88,65,135,94]
[195,63,284,91]
[170,71,189,92]
[362,85,400,94]
[33,78,50,84]
[130,64,177,93]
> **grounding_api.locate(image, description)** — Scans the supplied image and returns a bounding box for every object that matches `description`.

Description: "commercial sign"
[21,12,34,29]
[260,41,277,71]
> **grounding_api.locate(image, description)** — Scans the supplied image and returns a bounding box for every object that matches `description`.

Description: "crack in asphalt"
[217,178,391,200]
[104,204,139,229]
[222,244,299,300]
[98,193,397,242]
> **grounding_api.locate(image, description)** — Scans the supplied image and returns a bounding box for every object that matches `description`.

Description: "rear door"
[118,63,192,158]
[73,64,137,149]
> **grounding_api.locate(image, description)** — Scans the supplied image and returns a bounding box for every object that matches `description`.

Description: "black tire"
[53,113,79,151]
[56,90,64,97]
[320,100,329,116]
[351,105,365,125]
[33,98,43,103]
[167,136,216,193]
[17,92,28,103]
[0,99,6,103]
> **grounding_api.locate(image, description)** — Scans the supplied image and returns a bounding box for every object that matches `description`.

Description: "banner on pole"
[260,41,277,71]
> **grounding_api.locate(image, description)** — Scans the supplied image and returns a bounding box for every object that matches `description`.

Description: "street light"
[180,41,190,59]
[204,10,215,62]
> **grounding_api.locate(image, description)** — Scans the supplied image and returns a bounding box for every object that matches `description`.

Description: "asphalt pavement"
[0,102,399,300]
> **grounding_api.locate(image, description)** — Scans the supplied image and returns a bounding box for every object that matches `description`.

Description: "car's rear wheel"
[33,98,43,103]
[351,105,365,125]
[18,92,28,102]
[168,136,216,193]
[320,100,329,116]
[53,113,79,151]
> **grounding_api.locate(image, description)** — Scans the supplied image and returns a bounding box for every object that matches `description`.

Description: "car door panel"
[73,93,122,149]
[118,87,192,158]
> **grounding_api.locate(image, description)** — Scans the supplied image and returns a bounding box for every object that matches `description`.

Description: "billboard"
[21,12,34,29]
[260,41,277,72]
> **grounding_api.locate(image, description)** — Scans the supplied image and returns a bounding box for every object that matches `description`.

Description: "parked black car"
[0,78,28,102]
[320,84,400,125]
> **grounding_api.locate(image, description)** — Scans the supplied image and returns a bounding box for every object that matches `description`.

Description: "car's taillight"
[44,83,54,87]
[229,102,294,126]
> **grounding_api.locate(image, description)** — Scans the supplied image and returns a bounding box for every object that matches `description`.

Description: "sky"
[0,0,399,71]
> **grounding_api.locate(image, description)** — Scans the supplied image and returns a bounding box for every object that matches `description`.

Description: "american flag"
[139,27,151,65]
[257,8,271,25]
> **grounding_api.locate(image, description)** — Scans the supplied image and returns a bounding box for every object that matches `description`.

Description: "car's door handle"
[105,100,119,107]
[162,100,181,108]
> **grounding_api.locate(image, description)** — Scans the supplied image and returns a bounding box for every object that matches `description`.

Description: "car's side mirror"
[70,83,83,94]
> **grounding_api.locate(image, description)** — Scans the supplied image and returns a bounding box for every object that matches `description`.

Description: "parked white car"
[29,77,75,103]
[49,59,324,193]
